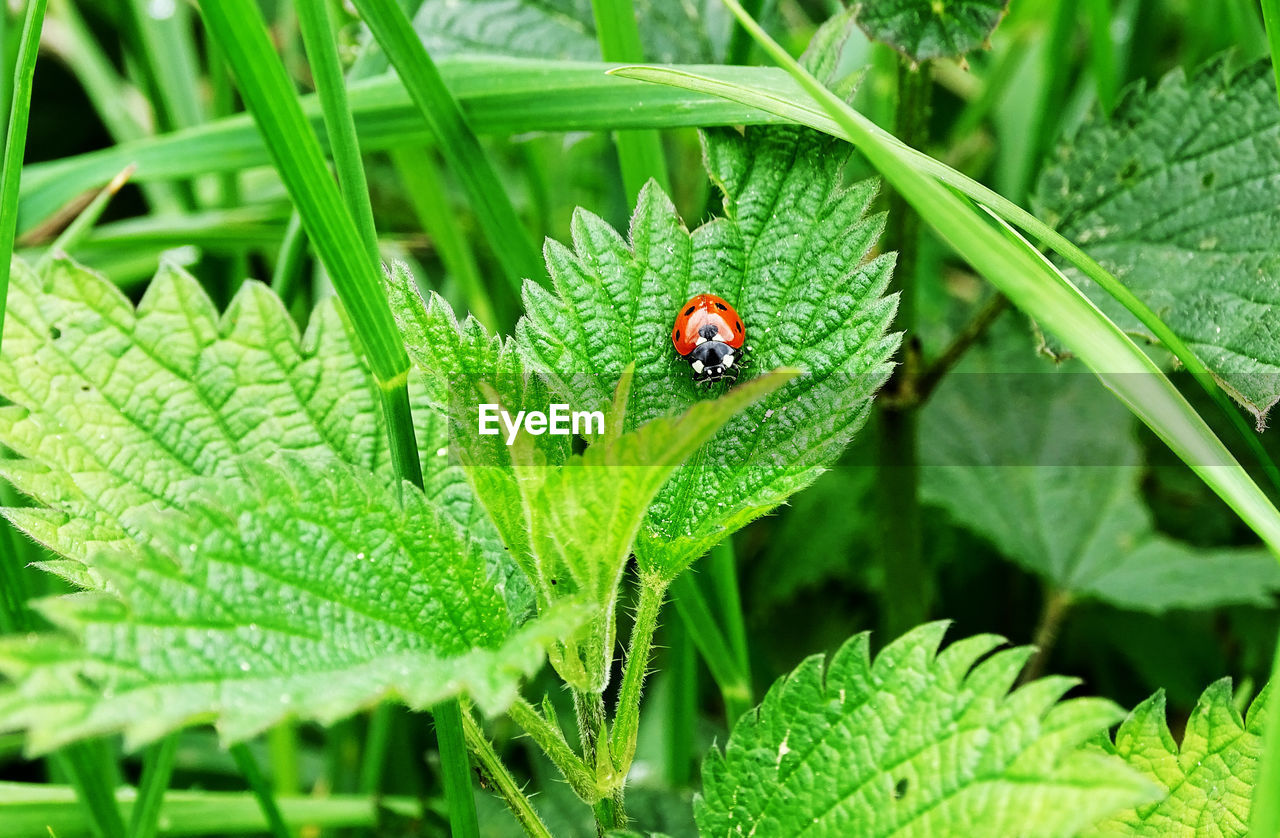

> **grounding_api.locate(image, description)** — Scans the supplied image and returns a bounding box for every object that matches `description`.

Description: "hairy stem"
[461,711,553,838]
[914,292,1010,405]
[609,578,666,775]
[507,697,596,801]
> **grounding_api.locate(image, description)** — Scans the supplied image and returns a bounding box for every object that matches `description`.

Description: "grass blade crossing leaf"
[612,12,1280,559]
[921,318,1280,612]
[698,623,1157,837]
[1033,59,1280,426]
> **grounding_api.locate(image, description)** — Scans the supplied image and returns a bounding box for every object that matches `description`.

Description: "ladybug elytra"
[671,293,746,383]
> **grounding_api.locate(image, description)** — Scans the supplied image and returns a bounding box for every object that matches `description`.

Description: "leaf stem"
[461,712,553,838]
[1018,586,1073,687]
[914,292,1010,406]
[1249,625,1280,837]
[228,743,291,838]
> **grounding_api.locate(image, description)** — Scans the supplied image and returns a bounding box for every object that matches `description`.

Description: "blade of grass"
[194,2,478,835]
[589,0,670,203]
[36,164,134,269]
[388,145,499,330]
[227,745,294,838]
[669,573,752,725]
[1249,6,1280,834]
[296,0,378,262]
[0,783,424,837]
[127,735,178,838]
[1085,0,1119,113]
[18,60,791,234]
[611,59,1280,538]
[48,743,126,838]
[350,0,542,293]
[705,540,748,679]
[663,620,696,786]
[0,0,47,354]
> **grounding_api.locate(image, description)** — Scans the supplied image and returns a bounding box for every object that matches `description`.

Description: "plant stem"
[461,712,553,838]
[877,58,932,640]
[914,292,1010,406]
[228,743,291,838]
[507,697,595,800]
[572,689,625,834]
[431,699,481,838]
[1018,586,1073,687]
[609,578,666,774]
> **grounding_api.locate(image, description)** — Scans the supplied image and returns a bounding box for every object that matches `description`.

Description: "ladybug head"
[687,340,739,383]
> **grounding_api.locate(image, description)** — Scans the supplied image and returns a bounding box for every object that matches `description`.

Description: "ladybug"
[671,293,746,383]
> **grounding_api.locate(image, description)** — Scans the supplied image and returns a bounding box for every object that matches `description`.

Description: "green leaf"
[0,257,517,605]
[387,265,791,690]
[411,0,726,63]
[1034,59,1280,425]
[517,125,898,581]
[855,0,1008,63]
[697,622,1157,837]
[920,318,1280,612]
[0,455,577,754]
[1084,681,1271,837]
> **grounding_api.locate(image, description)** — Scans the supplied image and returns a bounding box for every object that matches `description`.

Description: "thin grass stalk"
[0,0,48,353]
[195,3,479,835]
[348,0,543,293]
[589,0,670,204]
[669,573,752,724]
[228,744,291,838]
[1247,6,1280,833]
[296,0,379,262]
[127,734,179,838]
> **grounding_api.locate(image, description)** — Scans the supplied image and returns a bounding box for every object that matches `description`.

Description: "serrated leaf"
[1033,59,1280,424]
[0,256,522,609]
[696,622,1156,838]
[1084,681,1271,837]
[389,265,791,689]
[0,457,578,754]
[855,0,1008,63]
[411,0,727,63]
[517,125,898,581]
[920,318,1280,612]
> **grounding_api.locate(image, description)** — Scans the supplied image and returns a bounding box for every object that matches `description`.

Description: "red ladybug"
[671,293,746,383]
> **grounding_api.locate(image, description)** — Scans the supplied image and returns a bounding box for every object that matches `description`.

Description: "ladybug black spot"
[684,305,696,316]
[674,326,680,338]
[735,319,742,330]
[714,301,727,311]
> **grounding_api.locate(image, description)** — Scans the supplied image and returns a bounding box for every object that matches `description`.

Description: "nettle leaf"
[696,622,1156,837]
[1084,681,1271,837]
[411,0,727,63]
[0,456,577,754]
[0,257,557,748]
[518,125,899,581]
[1034,59,1280,425]
[388,267,790,690]
[855,0,1008,63]
[0,256,514,602]
[920,317,1280,612]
